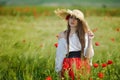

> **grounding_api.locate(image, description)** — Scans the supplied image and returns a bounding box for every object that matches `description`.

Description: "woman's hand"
[87,30,94,40]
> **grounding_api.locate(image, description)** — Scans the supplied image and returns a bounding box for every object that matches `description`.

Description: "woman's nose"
[71,18,76,22]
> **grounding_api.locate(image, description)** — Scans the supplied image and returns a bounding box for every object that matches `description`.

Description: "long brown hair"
[64,18,88,58]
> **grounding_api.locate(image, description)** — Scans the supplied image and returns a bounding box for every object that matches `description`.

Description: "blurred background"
[0,0,120,80]
[0,0,120,7]
[0,0,120,16]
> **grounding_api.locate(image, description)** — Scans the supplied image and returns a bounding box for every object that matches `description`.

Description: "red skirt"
[61,58,90,80]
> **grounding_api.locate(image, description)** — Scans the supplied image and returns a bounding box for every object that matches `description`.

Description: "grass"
[0,14,120,80]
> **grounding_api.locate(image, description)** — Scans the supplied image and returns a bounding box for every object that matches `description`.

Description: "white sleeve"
[55,38,67,73]
[84,33,94,66]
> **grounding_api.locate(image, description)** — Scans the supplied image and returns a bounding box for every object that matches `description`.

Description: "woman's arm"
[85,39,94,58]
[55,32,67,73]
[84,31,94,59]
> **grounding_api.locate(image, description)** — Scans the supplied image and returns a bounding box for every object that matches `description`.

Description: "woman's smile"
[69,16,78,27]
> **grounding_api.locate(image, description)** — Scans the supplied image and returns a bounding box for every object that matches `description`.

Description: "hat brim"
[54,9,69,19]
[54,9,90,32]
[54,9,84,21]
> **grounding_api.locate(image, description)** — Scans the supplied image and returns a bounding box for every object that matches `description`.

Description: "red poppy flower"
[110,38,115,42]
[93,63,99,68]
[54,43,58,48]
[56,34,59,39]
[63,62,69,69]
[98,72,104,79]
[40,44,43,48]
[89,77,93,80]
[95,42,100,46]
[102,63,107,68]
[116,28,120,32]
[65,14,70,20]
[92,28,98,33]
[107,60,113,65]
[45,76,52,80]
[22,39,26,43]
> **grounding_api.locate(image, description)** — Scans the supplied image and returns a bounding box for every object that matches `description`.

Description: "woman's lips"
[71,22,74,25]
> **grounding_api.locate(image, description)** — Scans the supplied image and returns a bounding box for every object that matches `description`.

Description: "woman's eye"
[70,16,77,20]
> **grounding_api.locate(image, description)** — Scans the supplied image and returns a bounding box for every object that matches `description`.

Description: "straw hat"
[54,9,89,31]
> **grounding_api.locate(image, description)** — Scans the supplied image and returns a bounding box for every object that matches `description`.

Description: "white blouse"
[55,33,94,73]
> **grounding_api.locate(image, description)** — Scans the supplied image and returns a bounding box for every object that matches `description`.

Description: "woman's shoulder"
[58,30,67,39]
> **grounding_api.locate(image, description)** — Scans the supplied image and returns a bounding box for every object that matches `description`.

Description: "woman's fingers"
[88,31,94,39]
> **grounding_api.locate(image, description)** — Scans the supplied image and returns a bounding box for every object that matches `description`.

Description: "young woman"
[54,9,94,80]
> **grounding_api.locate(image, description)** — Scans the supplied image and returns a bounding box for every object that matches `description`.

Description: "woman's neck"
[70,27,77,34]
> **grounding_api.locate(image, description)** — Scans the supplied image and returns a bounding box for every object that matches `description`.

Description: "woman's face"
[68,15,78,28]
